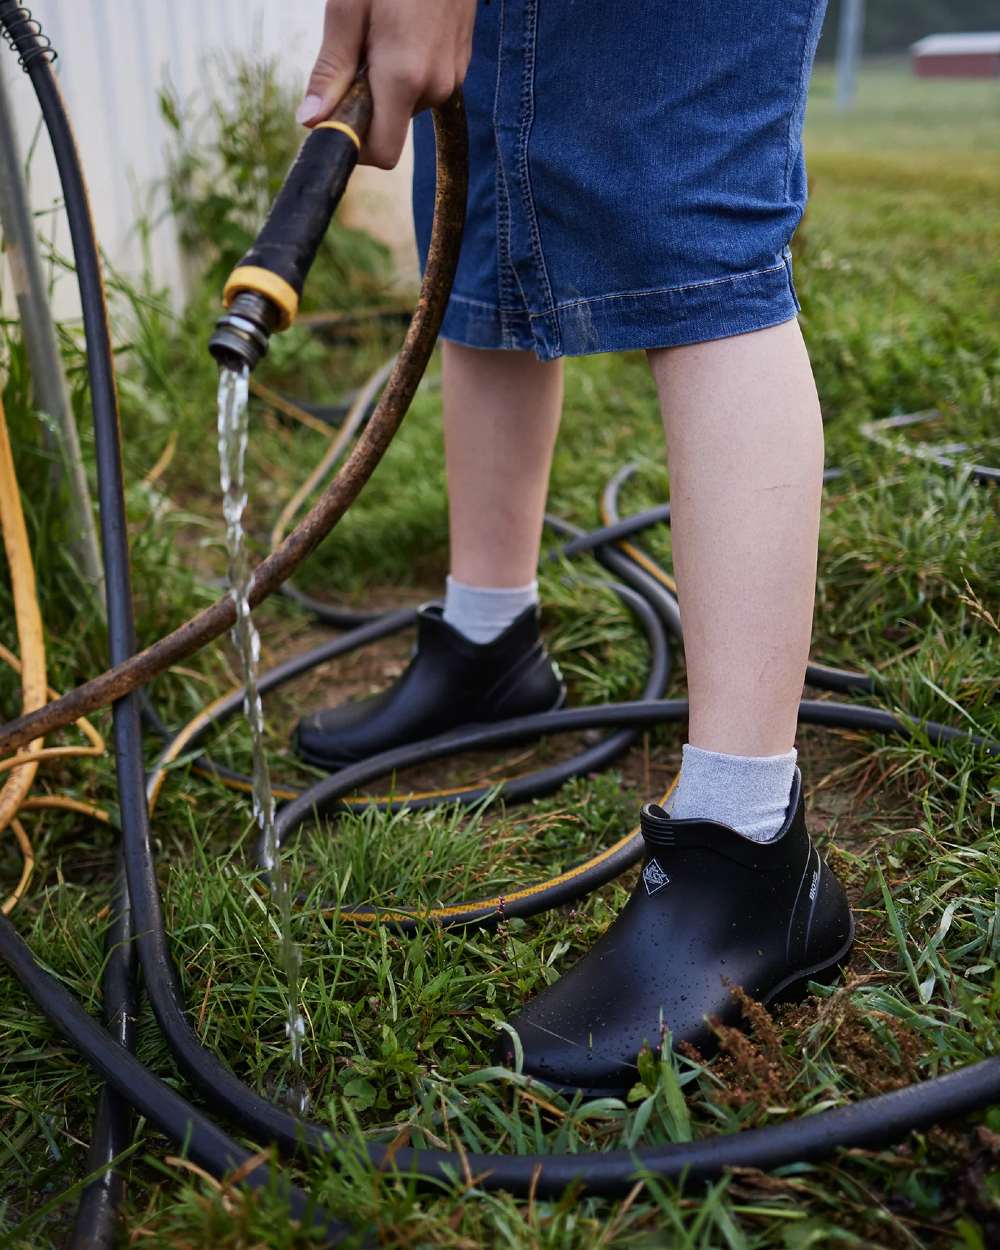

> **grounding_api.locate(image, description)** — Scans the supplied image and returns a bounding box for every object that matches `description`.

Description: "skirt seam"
[517,0,561,354]
[534,260,790,318]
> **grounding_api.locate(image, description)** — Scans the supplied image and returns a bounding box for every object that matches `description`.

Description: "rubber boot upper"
[294,603,565,771]
[497,771,854,1095]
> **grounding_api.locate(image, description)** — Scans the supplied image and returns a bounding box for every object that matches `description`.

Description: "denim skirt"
[412,0,828,360]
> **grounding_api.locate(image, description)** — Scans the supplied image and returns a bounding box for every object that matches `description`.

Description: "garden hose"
[0,71,469,758]
[859,409,1000,486]
[209,75,374,372]
[1,6,999,1249]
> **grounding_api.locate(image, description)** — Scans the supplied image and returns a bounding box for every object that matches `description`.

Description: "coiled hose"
[0,6,998,1247]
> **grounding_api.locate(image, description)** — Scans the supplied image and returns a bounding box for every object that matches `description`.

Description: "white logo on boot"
[643,858,671,895]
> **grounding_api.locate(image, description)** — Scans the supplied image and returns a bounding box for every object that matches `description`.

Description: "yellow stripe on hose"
[598,493,678,594]
[157,680,678,926]
[314,120,362,151]
[222,266,299,331]
[331,828,640,924]
[331,774,679,925]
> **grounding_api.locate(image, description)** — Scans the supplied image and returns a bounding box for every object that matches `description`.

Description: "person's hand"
[297,0,476,169]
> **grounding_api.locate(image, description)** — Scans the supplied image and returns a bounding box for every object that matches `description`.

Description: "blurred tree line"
[817,0,999,59]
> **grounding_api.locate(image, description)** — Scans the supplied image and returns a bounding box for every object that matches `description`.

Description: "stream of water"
[216,364,308,1111]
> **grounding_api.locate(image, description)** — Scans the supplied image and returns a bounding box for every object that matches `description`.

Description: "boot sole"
[524,914,856,1102]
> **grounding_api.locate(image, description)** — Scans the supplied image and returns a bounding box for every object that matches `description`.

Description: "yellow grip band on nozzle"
[222,266,300,331]
[314,119,362,150]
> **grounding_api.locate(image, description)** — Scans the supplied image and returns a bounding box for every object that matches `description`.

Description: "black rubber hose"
[544,512,685,641]
[6,886,998,1203]
[0,5,346,1241]
[0,9,145,1244]
[2,694,997,1195]
[278,581,385,629]
[600,463,875,694]
[0,910,349,1243]
[64,861,136,1250]
[555,503,671,559]
[274,695,997,833]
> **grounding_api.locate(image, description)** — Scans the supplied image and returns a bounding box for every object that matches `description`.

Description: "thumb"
[296,1,366,127]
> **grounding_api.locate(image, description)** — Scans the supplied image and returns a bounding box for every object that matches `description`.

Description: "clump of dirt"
[782,988,923,1097]
[832,1004,921,1095]
[682,984,797,1111]
[682,980,926,1116]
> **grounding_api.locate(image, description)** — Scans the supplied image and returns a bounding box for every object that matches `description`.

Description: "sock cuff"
[445,575,539,598]
[669,744,798,842]
[443,576,539,644]
[681,744,797,772]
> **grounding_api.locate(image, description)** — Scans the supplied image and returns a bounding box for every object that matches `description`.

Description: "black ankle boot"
[293,603,565,771]
[496,771,853,1096]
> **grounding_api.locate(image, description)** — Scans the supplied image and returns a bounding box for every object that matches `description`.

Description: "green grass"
[1,61,999,1248]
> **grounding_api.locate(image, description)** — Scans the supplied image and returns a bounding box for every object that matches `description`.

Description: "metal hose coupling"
[208,74,373,372]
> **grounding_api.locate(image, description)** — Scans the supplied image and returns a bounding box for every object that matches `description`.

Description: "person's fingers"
[364,42,464,169]
[362,56,421,169]
[296,0,366,127]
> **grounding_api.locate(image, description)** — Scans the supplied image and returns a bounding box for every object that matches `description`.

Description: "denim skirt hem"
[436,252,801,361]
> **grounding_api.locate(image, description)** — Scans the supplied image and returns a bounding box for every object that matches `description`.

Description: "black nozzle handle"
[220,75,373,333]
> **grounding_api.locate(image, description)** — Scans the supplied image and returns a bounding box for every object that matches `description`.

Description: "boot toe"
[496,974,722,1096]
[293,698,380,770]
[496,1011,645,1096]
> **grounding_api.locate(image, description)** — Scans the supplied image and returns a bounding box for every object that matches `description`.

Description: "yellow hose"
[0,396,108,913]
[0,392,47,912]
[598,490,678,595]
[0,642,105,757]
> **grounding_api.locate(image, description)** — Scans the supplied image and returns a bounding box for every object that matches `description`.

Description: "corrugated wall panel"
[1,0,333,319]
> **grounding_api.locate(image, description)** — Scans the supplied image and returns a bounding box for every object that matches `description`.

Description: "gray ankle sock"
[443,575,538,644]
[667,744,798,842]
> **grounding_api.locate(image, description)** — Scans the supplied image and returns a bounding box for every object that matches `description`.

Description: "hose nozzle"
[208,75,372,373]
[209,291,282,372]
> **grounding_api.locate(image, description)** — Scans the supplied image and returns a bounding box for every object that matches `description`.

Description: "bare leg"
[648,319,824,757]
[443,342,564,586]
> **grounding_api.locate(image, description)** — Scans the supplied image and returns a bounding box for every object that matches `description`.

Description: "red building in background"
[911,33,1000,78]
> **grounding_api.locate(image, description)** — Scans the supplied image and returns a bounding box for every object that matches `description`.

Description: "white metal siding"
[1,1,407,320]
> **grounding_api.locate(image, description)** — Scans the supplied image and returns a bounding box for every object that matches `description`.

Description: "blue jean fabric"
[413,0,828,360]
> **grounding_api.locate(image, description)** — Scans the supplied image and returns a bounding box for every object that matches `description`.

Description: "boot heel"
[767,920,855,1008]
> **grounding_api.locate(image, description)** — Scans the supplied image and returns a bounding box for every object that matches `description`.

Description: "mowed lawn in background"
[0,61,998,1249]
